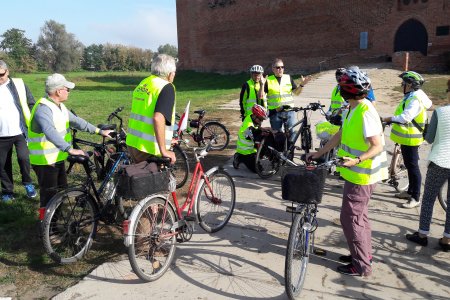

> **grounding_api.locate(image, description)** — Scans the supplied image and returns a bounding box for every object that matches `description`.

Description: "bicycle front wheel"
[196,169,236,233]
[200,121,230,150]
[285,211,311,299]
[255,136,281,179]
[172,144,189,189]
[128,197,177,282]
[438,181,448,211]
[392,152,409,192]
[42,188,98,264]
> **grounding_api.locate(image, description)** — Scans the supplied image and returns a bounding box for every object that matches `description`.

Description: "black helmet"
[399,71,424,90]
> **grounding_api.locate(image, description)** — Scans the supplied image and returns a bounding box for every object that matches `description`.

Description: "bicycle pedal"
[313,248,327,256]
[184,216,196,222]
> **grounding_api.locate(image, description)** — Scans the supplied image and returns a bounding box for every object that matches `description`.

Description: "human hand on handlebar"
[161,150,176,165]
[100,129,115,138]
[305,151,322,162]
[381,117,392,124]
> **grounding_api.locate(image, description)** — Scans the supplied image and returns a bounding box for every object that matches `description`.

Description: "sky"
[1,0,177,51]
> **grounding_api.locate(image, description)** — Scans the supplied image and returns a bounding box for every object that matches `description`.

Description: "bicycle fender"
[123,193,174,247]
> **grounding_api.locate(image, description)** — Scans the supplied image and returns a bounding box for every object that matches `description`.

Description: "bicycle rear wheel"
[200,121,230,150]
[172,144,189,188]
[42,188,98,264]
[128,197,177,282]
[196,169,236,233]
[285,211,311,299]
[255,136,281,179]
[392,152,409,192]
[438,181,448,211]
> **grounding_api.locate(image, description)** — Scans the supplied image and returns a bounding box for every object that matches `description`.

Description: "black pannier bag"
[282,166,328,204]
[117,160,170,199]
[190,120,199,128]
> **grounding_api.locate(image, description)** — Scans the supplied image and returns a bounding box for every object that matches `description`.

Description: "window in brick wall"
[436,26,450,36]
[360,32,368,49]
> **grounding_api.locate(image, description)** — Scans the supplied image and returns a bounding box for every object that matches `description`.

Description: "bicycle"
[124,142,236,282]
[278,152,342,299]
[255,102,326,179]
[178,109,230,151]
[40,111,133,264]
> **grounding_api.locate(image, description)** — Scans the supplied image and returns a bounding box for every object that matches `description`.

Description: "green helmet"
[399,71,424,90]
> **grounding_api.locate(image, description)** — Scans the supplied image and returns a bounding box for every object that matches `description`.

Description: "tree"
[157,44,178,58]
[82,44,105,71]
[0,28,36,72]
[36,20,83,72]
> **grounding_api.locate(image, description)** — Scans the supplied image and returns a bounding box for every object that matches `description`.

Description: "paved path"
[55,71,449,300]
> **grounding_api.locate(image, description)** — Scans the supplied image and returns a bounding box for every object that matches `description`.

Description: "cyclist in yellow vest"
[262,58,311,134]
[126,54,177,164]
[382,71,432,208]
[309,69,388,277]
[0,60,37,202]
[29,74,112,208]
[239,65,267,121]
[233,104,268,172]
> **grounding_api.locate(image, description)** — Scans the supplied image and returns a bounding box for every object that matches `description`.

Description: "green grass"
[393,74,449,105]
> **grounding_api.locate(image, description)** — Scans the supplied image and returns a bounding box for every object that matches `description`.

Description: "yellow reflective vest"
[330,85,345,114]
[236,115,257,155]
[28,98,71,165]
[267,75,294,109]
[12,78,31,127]
[390,93,427,146]
[242,79,261,116]
[126,75,175,156]
[337,100,388,185]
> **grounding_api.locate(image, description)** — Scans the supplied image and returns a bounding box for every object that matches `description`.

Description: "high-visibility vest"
[11,78,31,127]
[330,85,345,114]
[236,115,257,155]
[126,75,176,156]
[243,79,260,116]
[267,74,294,109]
[390,93,427,146]
[337,101,388,185]
[28,98,71,165]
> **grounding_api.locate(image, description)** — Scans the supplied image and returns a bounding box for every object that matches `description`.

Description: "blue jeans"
[269,111,297,137]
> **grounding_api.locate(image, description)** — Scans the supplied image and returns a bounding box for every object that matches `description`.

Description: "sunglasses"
[0,71,7,77]
[274,66,284,70]
[60,88,70,92]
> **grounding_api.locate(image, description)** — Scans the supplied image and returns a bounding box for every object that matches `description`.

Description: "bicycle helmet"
[252,104,268,119]
[338,69,372,96]
[399,71,424,90]
[250,65,264,74]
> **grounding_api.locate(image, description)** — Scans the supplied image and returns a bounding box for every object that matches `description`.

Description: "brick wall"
[177,0,450,73]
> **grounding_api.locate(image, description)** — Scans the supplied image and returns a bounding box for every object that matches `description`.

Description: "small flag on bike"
[178,101,190,134]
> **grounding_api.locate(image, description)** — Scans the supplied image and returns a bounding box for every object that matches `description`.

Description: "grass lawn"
[0,69,448,298]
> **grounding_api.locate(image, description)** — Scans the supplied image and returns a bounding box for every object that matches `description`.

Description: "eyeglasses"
[0,71,7,77]
[274,66,284,70]
[60,88,70,93]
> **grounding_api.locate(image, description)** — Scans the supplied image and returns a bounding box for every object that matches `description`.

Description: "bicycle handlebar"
[107,106,124,122]
[282,102,326,113]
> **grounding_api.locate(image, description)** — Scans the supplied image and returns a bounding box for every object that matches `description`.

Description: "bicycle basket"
[282,166,327,204]
[117,161,170,199]
[315,121,339,141]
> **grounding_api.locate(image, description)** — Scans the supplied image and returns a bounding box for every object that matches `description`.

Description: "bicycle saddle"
[194,109,205,115]
[97,124,117,130]
[67,153,90,164]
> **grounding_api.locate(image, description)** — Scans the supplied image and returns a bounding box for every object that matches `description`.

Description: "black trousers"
[0,134,33,194]
[400,145,421,201]
[33,161,67,207]
[236,153,257,173]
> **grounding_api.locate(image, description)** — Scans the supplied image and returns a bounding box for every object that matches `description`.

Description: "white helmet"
[249,65,264,74]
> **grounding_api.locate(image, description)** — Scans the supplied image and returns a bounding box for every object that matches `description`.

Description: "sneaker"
[406,232,428,246]
[337,263,361,276]
[339,254,373,265]
[402,198,420,208]
[24,184,37,198]
[232,153,240,169]
[438,238,450,252]
[395,190,412,200]
[1,193,14,202]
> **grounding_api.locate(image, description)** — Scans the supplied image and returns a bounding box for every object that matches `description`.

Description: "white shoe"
[395,190,412,200]
[402,199,421,208]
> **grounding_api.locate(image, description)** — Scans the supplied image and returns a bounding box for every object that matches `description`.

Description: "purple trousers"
[340,180,376,276]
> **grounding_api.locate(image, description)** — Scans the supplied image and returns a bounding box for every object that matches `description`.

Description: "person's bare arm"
[307,130,342,160]
[293,75,312,95]
[154,112,176,163]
